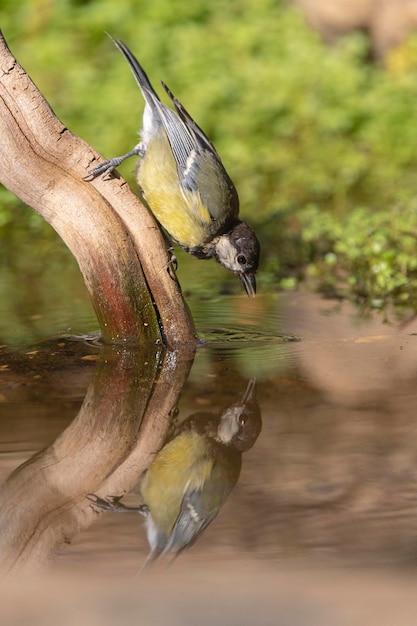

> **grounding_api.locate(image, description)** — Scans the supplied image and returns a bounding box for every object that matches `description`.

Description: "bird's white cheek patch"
[215,237,239,272]
[217,407,241,444]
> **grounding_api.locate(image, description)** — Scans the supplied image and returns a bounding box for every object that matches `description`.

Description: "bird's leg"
[166,246,178,274]
[84,143,145,179]
[87,494,148,516]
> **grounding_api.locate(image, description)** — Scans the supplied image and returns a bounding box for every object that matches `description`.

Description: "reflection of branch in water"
[90,378,262,569]
[0,343,194,576]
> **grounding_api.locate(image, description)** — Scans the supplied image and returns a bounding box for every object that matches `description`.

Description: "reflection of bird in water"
[88,379,261,568]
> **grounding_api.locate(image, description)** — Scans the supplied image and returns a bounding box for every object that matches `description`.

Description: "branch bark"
[0,32,196,348]
[0,343,194,575]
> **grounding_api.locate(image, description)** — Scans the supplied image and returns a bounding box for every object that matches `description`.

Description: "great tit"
[88,379,261,568]
[87,37,260,297]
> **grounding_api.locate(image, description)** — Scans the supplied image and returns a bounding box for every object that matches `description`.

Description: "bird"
[87,37,260,296]
[87,378,261,568]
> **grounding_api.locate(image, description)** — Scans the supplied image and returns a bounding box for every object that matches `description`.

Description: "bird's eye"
[237,254,247,265]
[239,415,248,426]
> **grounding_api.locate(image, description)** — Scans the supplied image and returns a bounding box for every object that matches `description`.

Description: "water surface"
[1,290,417,622]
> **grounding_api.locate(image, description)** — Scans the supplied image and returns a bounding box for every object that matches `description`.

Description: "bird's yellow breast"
[140,431,214,532]
[137,133,213,248]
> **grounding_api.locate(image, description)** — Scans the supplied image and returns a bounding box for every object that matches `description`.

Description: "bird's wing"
[164,488,218,556]
[154,88,239,222]
[152,101,199,189]
[162,81,219,157]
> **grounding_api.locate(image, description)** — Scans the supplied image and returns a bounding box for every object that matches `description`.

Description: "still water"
[1,284,417,623]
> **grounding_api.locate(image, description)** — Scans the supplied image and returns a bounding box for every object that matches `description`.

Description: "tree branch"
[0,32,196,349]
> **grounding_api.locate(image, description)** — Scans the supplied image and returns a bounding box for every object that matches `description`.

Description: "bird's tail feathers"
[107,34,160,110]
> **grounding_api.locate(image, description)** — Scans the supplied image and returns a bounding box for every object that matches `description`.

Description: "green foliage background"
[2,0,417,307]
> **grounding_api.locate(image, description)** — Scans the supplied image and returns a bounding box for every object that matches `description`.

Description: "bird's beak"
[240,378,257,404]
[240,273,256,297]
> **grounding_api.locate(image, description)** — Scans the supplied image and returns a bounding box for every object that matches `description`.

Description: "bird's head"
[213,221,260,296]
[216,379,261,451]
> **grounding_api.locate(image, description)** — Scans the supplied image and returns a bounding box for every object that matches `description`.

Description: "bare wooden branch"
[0,32,197,348]
[0,344,194,574]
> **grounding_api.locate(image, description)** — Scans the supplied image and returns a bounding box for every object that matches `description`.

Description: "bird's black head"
[176,379,261,452]
[213,221,260,296]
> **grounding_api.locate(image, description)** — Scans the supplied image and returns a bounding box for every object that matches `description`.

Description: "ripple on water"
[189,293,301,379]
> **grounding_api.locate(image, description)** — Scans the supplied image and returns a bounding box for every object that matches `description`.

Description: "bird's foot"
[168,247,178,271]
[84,145,144,180]
[84,157,123,180]
[87,493,148,515]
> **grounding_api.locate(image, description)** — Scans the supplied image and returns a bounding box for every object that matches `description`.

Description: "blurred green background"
[2,0,417,327]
